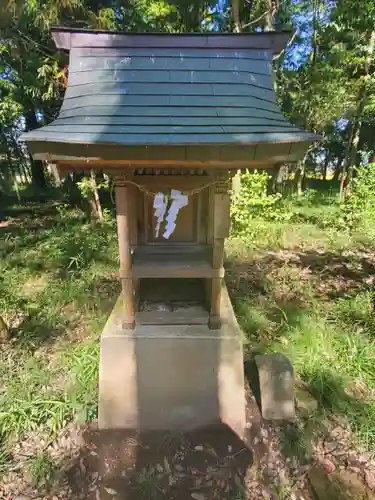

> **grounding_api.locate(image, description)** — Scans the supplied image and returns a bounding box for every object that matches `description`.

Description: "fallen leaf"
[191,494,207,500]
[204,444,217,458]
[104,487,117,495]
[156,463,164,473]
[322,458,336,474]
[164,456,171,474]
[365,469,375,490]
[194,445,204,451]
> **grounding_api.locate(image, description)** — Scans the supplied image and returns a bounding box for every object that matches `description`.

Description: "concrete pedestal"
[98,286,246,437]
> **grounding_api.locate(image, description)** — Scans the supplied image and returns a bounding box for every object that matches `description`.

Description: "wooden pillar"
[209,174,230,329]
[115,180,135,329]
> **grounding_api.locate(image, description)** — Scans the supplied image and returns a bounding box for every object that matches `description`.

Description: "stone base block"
[99,286,245,437]
[255,353,295,421]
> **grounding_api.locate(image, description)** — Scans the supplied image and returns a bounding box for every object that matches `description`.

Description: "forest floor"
[1,191,375,499]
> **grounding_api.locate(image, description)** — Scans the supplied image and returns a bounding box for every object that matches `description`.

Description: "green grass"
[228,192,375,457]
[0,203,118,475]
[1,187,375,482]
[136,466,164,499]
[27,451,55,486]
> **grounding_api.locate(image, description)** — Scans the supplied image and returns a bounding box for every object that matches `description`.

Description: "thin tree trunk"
[269,164,285,193]
[231,0,242,32]
[333,159,343,181]
[24,111,47,190]
[311,0,319,64]
[91,169,103,220]
[50,163,61,186]
[12,172,21,202]
[323,153,329,180]
[295,163,305,197]
[264,0,275,32]
[22,163,31,184]
[231,0,243,195]
[295,147,313,196]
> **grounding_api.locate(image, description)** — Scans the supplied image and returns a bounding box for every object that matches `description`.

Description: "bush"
[339,163,375,231]
[230,169,292,234]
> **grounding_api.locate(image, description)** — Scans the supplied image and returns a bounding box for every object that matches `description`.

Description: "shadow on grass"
[10,276,120,350]
[278,369,371,465]
[226,246,375,303]
[1,201,120,349]
[226,249,375,470]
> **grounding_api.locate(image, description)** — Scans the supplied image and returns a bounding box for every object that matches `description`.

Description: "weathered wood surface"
[213,193,231,239]
[115,183,135,329]
[123,262,225,279]
[137,309,209,325]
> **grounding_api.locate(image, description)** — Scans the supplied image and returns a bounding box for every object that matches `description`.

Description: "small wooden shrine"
[22,28,317,434]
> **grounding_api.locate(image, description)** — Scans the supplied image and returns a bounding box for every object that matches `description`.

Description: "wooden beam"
[56,159,274,171]
[120,265,225,279]
[209,174,229,329]
[115,182,135,329]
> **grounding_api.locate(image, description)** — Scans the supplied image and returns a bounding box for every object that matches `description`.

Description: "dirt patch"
[3,378,375,500]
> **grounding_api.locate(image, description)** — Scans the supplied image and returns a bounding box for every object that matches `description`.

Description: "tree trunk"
[12,171,21,202]
[341,124,361,198]
[269,164,286,194]
[264,0,275,32]
[340,30,375,199]
[50,163,61,186]
[333,159,343,181]
[91,169,103,220]
[323,153,329,180]
[295,162,305,197]
[24,111,47,190]
[231,0,242,32]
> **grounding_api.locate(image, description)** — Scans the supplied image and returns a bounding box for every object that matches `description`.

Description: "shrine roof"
[21,28,318,162]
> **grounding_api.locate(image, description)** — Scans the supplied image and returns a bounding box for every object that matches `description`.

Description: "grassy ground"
[0,201,119,482]
[1,190,375,485]
[227,190,375,457]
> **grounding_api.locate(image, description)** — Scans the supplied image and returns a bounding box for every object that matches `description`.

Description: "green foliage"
[136,466,163,500]
[76,174,109,199]
[27,452,55,486]
[231,170,292,235]
[340,163,375,230]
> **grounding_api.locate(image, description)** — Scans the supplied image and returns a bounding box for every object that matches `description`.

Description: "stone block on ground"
[255,353,295,421]
[308,465,375,500]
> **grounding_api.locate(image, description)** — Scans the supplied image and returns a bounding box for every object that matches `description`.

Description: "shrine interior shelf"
[128,246,222,279]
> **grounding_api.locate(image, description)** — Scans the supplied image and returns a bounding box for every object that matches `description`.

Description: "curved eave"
[22,131,319,166]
